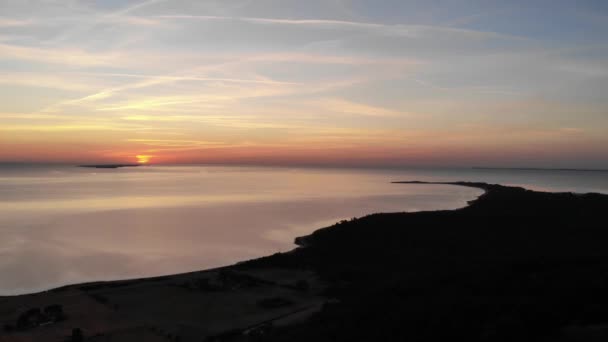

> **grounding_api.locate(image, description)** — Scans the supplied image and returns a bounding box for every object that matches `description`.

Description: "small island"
[78,164,141,169]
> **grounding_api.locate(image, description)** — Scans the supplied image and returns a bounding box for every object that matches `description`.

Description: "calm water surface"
[0,165,606,295]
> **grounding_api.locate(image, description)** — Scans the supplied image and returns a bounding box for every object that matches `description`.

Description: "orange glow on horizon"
[136,155,152,164]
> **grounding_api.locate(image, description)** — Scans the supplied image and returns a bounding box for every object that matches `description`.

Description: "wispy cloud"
[1,0,607,166]
[0,43,121,67]
[150,14,530,41]
[50,0,167,43]
[0,18,31,27]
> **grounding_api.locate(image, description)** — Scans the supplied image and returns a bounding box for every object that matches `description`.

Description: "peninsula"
[2,182,608,341]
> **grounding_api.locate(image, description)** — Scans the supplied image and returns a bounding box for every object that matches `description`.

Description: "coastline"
[2,181,608,341]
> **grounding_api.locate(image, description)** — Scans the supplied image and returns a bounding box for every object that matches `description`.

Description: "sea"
[1,164,607,295]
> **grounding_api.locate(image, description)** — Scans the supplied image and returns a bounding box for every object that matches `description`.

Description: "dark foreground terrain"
[2,182,608,341]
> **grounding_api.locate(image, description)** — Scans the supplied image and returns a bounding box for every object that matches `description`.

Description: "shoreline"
[2,181,608,341]
[1,181,488,298]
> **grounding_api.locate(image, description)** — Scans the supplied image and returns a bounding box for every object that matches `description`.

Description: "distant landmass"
[78,164,141,169]
[473,166,608,172]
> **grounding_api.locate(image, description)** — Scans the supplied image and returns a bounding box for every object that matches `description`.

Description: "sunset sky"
[1,0,607,167]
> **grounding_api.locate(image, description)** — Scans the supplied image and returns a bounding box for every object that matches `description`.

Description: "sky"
[0,0,607,168]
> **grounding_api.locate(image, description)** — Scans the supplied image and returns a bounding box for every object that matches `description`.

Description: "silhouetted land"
[78,164,141,169]
[2,181,608,341]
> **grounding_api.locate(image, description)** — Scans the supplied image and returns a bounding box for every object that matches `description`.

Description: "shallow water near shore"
[0,165,606,295]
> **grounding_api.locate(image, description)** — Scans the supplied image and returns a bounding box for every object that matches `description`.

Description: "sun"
[135,155,152,164]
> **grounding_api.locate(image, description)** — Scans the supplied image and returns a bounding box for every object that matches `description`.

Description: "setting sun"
[136,155,152,164]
